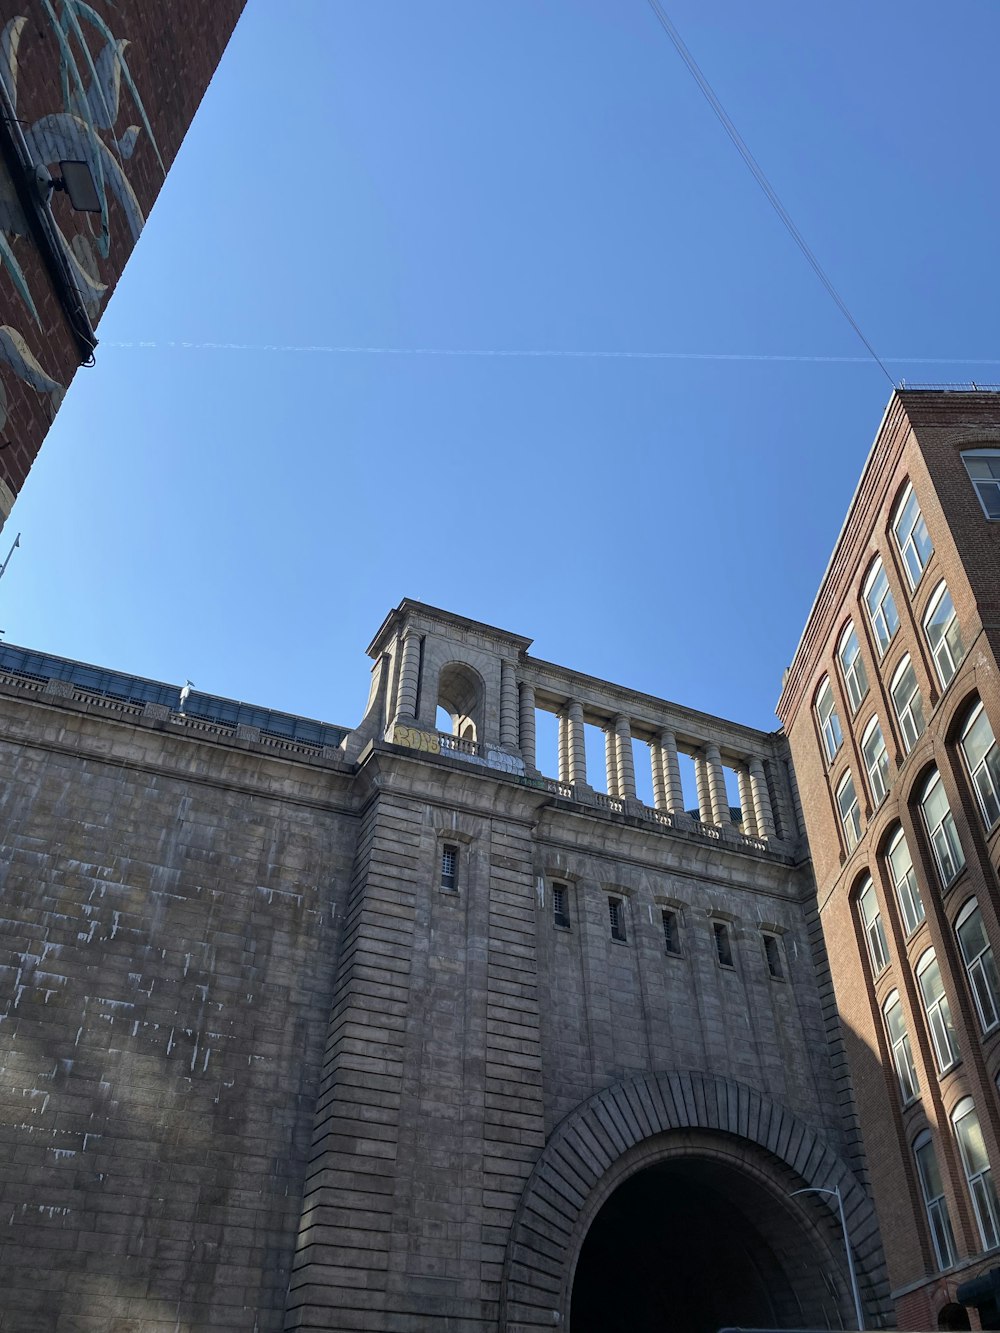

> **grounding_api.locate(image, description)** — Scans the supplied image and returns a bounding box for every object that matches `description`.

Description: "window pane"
[816,679,843,761]
[888,829,925,934]
[839,625,869,713]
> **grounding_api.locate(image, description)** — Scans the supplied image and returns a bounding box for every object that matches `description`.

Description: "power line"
[644,0,896,388]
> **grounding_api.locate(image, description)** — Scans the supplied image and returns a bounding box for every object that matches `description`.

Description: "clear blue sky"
[6,1,1000,755]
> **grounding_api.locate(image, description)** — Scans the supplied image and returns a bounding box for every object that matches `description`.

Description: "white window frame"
[923,582,965,689]
[884,989,919,1104]
[952,1097,1000,1251]
[864,557,900,658]
[916,948,959,1073]
[890,655,925,754]
[955,899,1000,1034]
[861,716,890,807]
[887,826,925,936]
[815,677,843,763]
[838,622,869,715]
[913,1130,956,1271]
[920,770,965,889]
[961,701,1000,831]
[837,770,862,852]
[858,877,889,974]
[962,449,1000,521]
[892,482,934,591]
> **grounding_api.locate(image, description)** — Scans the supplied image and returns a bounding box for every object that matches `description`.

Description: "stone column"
[558,709,571,784]
[737,767,758,837]
[518,683,536,770]
[500,660,518,749]
[705,744,732,826]
[395,633,421,723]
[651,742,666,810]
[605,727,620,797]
[694,753,712,824]
[660,730,684,814]
[614,715,636,800]
[567,701,587,786]
[750,758,777,842]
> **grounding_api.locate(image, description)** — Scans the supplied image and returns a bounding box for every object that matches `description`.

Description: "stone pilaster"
[750,758,777,842]
[518,683,536,770]
[394,633,421,723]
[694,753,712,824]
[605,727,620,798]
[500,659,519,749]
[614,715,636,800]
[660,730,684,814]
[737,767,758,837]
[567,701,587,786]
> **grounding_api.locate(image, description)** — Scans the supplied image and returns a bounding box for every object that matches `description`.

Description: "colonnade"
[517,680,776,840]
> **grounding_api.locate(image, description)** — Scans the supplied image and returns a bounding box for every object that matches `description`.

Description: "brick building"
[0,599,890,1330]
[0,0,245,527]
[778,388,1000,1329]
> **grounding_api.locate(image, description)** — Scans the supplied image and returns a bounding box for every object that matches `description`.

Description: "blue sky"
[6,0,1000,762]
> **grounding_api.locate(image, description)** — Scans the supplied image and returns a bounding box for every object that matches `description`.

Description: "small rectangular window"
[763,934,783,979]
[441,843,458,892]
[609,897,626,942]
[662,909,681,955]
[553,882,570,928]
[713,921,734,968]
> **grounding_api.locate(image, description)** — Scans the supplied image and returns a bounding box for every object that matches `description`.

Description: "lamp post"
[789,1183,865,1331]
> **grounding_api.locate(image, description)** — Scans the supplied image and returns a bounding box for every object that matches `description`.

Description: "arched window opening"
[937,1303,970,1329]
[436,662,484,744]
[923,582,965,689]
[952,1097,1000,1251]
[955,899,1000,1034]
[960,701,1000,830]
[962,449,1000,520]
[884,990,919,1104]
[891,655,925,754]
[914,1130,957,1272]
[916,949,959,1073]
[838,621,869,715]
[864,557,900,658]
[862,716,890,807]
[920,770,965,888]
[892,481,934,591]
[815,677,843,762]
[858,876,889,974]
[886,826,925,936]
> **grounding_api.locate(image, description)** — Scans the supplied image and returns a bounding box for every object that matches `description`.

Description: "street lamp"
[789,1183,865,1331]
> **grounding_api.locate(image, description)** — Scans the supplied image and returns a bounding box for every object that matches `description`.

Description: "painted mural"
[0,1,163,441]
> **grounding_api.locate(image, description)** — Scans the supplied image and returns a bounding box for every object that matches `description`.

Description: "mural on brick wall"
[0,1,163,437]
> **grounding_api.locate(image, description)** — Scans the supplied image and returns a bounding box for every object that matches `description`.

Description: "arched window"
[960,701,1000,830]
[916,949,959,1072]
[952,1097,1000,1250]
[884,989,919,1103]
[892,482,934,590]
[887,826,925,935]
[962,449,1000,520]
[923,582,965,689]
[864,557,900,658]
[858,877,889,974]
[436,662,484,743]
[920,770,965,888]
[837,770,862,852]
[891,655,925,754]
[838,621,869,715]
[862,716,890,806]
[815,677,843,762]
[955,899,1000,1034]
[913,1130,957,1271]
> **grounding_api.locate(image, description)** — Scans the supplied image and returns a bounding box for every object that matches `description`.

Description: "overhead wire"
[644,0,896,388]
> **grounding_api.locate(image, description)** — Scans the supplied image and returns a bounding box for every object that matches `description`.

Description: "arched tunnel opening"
[570,1152,849,1333]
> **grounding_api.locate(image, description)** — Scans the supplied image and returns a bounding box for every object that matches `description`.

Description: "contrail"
[101,339,1000,368]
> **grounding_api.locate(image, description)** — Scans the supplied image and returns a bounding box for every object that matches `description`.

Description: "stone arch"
[499,1069,891,1331]
[436,660,485,741]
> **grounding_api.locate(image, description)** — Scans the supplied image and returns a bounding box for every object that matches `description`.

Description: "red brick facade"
[778,390,1000,1329]
[0,0,245,517]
